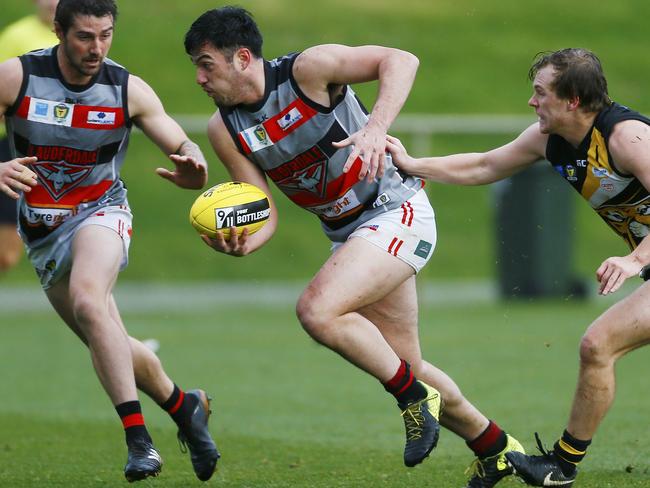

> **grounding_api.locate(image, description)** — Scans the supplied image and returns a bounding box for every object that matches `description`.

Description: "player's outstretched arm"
[386,123,547,185]
[128,74,208,189]
[294,44,418,182]
[157,139,208,190]
[596,119,650,295]
[204,112,278,257]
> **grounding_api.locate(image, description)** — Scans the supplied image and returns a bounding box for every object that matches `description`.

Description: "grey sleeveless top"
[219,52,423,242]
[6,46,131,244]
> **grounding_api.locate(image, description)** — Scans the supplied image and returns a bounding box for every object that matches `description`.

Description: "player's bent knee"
[296,294,334,343]
[70,293,108,329]
[295,299,322,337]
[579,331,612,367]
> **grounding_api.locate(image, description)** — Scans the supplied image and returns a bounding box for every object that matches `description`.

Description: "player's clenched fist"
[0,156,38,199]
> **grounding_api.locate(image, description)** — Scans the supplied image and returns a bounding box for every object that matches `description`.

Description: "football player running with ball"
[184,6,523,487]
[387,48,650,487]
[0,0,219,482]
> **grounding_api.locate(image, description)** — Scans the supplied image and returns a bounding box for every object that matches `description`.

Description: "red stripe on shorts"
[388,237,398,254]
[406,201,414,227]
[393,240,404,256]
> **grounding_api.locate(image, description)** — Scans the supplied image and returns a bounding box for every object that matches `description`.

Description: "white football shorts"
[27,205,133,289]
[331,189,436,273]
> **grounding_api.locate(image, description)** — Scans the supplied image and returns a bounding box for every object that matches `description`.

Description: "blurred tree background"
[2,0,646,284]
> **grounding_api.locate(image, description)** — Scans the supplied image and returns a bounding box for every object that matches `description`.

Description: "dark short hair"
[528,48,611,112]
[55,0,118,34]
[184,6,263,60]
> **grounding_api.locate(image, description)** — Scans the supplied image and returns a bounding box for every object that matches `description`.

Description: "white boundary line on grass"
[0,281,499,313]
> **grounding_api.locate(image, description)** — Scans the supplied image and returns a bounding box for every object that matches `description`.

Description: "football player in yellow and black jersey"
[388,47,650,487]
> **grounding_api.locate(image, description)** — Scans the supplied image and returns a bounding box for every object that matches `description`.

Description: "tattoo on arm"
[176,139,206,163]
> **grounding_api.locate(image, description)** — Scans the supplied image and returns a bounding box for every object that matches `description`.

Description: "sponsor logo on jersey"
[241,124,273,152]
[308,189,362,219]
[26,143,98,165]
[54,103,71,123]
[254,126,268,142]
[87,111,116,125]
[600,179,614,192]
[20,96,124,129]
[23,205,75,228]
[34,102,49,117]
[277,107,303,131]
[26,98,74,126]
[565,165,577,181]
[414,240,432,259]
[592,167,609,178]
[373,192,391,208]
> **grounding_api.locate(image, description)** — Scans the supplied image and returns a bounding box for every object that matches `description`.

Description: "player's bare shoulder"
[0,58,24,112]
[293,45,331,75]
[609,119,650,147]
[127,73,162,119]
[292,44,344,105]
[608,119,650,175]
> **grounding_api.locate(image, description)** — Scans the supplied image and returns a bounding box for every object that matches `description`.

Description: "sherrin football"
[189,181,270,239]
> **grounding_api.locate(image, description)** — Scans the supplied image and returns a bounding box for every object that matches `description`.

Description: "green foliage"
[0,300,648,486]
[0,0,640,283]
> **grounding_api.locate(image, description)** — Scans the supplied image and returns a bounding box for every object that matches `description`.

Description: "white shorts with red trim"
[331,189,436,273]
[27,205,133,289]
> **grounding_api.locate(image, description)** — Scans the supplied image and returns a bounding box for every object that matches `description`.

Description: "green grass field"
[0,0,641,284]
[1,297,648,487]
[1,2,649,487]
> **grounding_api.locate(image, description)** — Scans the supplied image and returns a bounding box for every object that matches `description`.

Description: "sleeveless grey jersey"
[5,46,131,245]
[218,52,424,242]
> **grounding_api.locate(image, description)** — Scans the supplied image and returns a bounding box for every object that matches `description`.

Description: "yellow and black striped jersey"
[546,102,650,250]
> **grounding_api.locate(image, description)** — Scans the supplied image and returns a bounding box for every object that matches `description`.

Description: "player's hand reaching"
[200,227,251,257]
[596,255,643,295]
[156,154,208,190]
[385,134,418,173]
[334,122,387,182]
[0,157,38,199]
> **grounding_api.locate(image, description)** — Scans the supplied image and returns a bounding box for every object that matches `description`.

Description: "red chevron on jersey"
[277,159,327,197]
[286,157,362,207]
[31,161,95,202]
